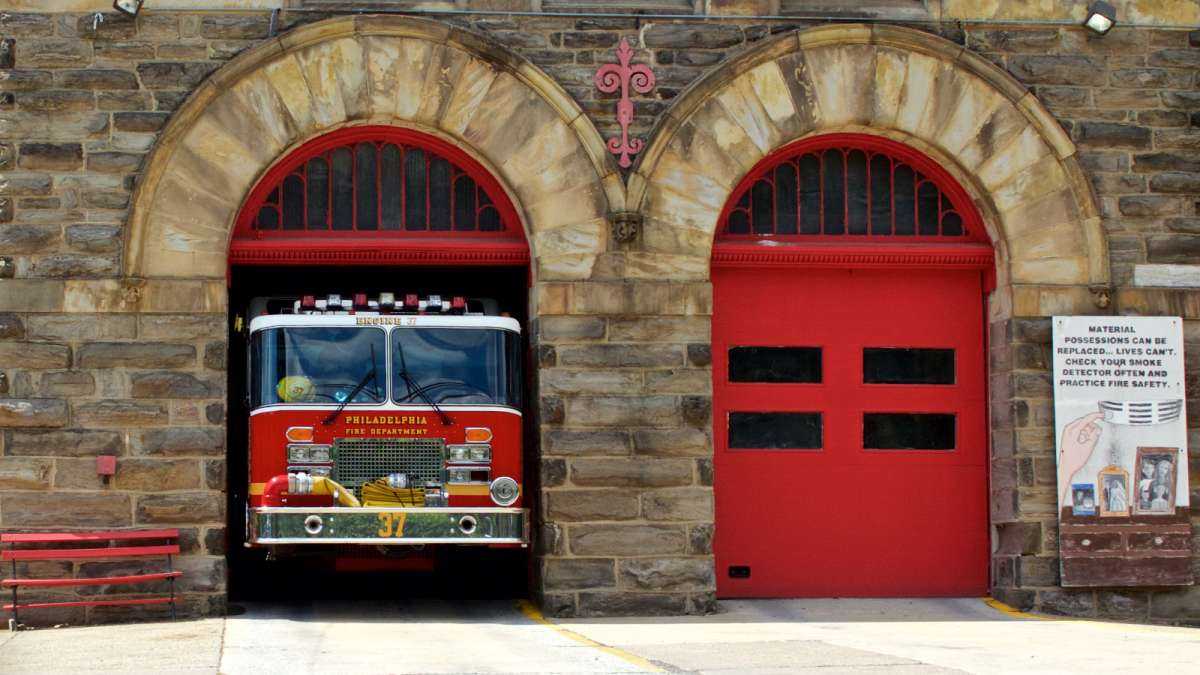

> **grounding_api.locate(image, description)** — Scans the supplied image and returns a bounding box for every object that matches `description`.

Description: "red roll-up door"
[712,265,989,597]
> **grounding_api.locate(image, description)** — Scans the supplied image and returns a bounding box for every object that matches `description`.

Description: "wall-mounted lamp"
[113,0,144,17]
[1083,1,1116,35]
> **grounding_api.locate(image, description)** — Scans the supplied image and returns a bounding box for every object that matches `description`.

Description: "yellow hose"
[308,476,361,507]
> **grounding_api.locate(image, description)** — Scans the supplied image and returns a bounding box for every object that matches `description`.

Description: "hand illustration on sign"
[1058,411,1104,505]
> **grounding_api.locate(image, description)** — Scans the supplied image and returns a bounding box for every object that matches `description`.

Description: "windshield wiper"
[395,335,453,426]
[322,343,380,426]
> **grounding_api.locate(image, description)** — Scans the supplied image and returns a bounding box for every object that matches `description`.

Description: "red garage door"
[711,135,993,598]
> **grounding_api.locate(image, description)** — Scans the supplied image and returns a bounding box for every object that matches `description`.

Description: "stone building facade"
[0,0,1197,623]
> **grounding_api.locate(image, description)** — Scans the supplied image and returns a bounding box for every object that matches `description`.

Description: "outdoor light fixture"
[113,0,144,17]
[1083,1,1116,35]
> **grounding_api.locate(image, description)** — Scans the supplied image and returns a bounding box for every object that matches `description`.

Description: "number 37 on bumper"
[376,512,407,537]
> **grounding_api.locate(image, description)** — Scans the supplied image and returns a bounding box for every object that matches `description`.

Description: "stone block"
[642,23,743,49]
[644,369,710,394]
[18,90,94,113]
[77,342,196,368]
[204,342,226,371]
[540,370,642,395]
[538,316,606,341]
[1074,122,1152,149]
[0,314,25,339]
[686,344,711,367]
[135,62,218,90]
[1008,55,1106,86]
[57,69,138,90]
[131,427,224,456]
[86,151,143,173]
[139,312,225,338]
[39,370,94,397]
[31,254,120,279]
[1150,172,1200,193]
[545,489,639,521]
[0,457,52,490]
[130,371,218,399]
[113,112,170,133]
[1147,235,1200,264]
[6,429,122,456]
[1150,587,1200,620]
[607,317,709,342]
[570,523,686,556]
[556,344,684,368]
[1118,195,1180,217]
[618,557,714,592]
[135,492,223,524]
[641,488,713,521]
[0,224,60,253]
[19,39,91,68]
[1,492,131,528]
[688,523,714,555]
[563,394,678,429]
[0,342,69,369]
[64,224,121,253]
[541,458,567,487]
[200,14,272,39]
[18,142,82,170]
[633,428,711,456]
[1017,555,1059,586]
[114,458,201,491]
[204,459,225,490]
[1097,591,1149,619]
[0,398,67,427]
[576,591,688,617]
[1134,152,1200,173]
[570,458,693,488]
[74,400,168,427]
[1037,589,1096,617]
[26,315,135,340]
[543,558,615,590]
[204,527,227,556]
[543,429,630,456]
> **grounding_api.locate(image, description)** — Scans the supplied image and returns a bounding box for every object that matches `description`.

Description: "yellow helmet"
[277,375,316,402]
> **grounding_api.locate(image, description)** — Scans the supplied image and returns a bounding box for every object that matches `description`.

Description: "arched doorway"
[711,134,994,597]
[225,125,533,595]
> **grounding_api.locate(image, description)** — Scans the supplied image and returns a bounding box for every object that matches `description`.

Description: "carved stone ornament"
[609,211,642,243]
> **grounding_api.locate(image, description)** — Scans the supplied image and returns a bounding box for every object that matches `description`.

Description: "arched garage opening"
[711,134,994,597]
[225,125,534,599]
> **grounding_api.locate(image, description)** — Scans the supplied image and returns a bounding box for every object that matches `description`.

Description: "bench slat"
[1,529,178,544]
[1,544,179,561]
[2,571,181,588]
[4,597,174,611]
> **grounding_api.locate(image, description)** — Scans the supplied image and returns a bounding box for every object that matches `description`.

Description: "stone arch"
[125,15,620,283]
[628,23,1107,313]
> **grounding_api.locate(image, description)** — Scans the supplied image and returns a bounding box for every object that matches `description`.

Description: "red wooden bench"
[2,529,181,629]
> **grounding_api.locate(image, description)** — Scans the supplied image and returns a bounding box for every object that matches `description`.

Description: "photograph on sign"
[1053,316,1191,587]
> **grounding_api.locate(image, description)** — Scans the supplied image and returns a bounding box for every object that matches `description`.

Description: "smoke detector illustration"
[1098,400,1182,426]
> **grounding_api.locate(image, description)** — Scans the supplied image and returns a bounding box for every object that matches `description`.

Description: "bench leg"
[167,554,176,621]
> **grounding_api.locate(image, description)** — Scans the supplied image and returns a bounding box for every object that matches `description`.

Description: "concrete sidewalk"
[0,598,1197,674]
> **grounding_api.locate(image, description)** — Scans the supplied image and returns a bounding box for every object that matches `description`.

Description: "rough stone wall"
[0,7,1197,623]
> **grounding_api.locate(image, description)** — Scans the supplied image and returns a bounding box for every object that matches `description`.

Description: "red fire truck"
[244,292,528,552]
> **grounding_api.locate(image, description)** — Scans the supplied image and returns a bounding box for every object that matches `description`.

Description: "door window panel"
[864,413,955,450]
[729,346,822,383]
[863,348,955,384]
[729,412,822,449]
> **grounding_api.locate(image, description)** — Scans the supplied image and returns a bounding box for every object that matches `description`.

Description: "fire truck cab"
[244,293,528,549]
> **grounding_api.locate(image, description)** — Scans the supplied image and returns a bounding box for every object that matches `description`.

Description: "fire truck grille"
[331,438,445,497]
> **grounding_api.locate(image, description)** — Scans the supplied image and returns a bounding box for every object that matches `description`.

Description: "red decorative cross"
[594,38,656,169]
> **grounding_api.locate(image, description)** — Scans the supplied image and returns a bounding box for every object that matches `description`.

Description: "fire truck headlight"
[469,445,491,462]
[446,445,472,462]
[288,444,331,463]
[447,468,472,483]
[489,477,519,506]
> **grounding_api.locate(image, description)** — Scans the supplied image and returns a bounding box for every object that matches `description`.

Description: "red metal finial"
[594,38,656,169]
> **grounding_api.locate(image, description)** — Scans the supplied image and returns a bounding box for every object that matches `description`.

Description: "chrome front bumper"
[248,506,529,545]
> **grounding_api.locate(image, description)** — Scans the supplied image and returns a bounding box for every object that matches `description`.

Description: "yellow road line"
[516,600,665,673]
[983,597,1058,620]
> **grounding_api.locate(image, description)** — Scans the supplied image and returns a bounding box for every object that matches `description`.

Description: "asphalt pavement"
[1,597,1198,674]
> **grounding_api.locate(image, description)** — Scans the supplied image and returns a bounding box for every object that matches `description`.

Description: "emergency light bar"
[291,294,471,316]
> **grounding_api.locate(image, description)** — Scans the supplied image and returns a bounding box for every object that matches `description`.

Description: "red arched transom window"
[718,134,986,243]
[232,126,526,266]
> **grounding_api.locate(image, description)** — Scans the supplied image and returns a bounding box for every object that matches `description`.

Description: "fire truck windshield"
[251,327,387,408]
[392,328,521,406]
